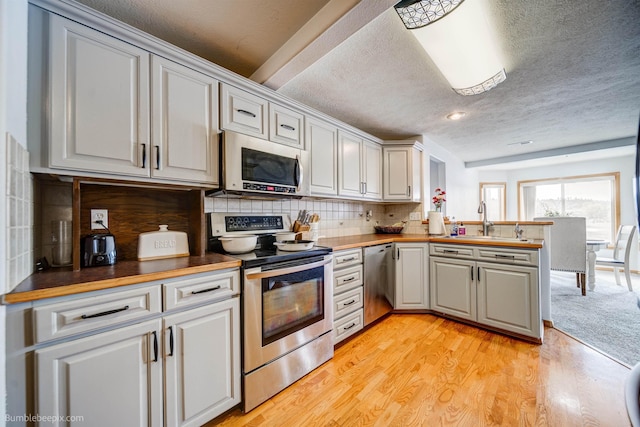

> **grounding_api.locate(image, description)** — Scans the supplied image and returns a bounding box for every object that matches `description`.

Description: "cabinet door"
[362,140,383,200]
[36,319,162,427]
[383,146,412,200]
[394,243,429,309]
[270,103,304,148]
[164,298,240,427]
[477,262,541,338]
[220,84,268,139]
[307,118,338,196]
[430,257,476,321]
[151,56,219,184]
[337,130,363,198]
[49,15,150,176]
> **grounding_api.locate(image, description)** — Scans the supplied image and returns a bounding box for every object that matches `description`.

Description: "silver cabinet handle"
[343,300,356,306]
[407,185,411,197]
[342,276,356,282]
[343,323,357,330]
[280,124,295,131]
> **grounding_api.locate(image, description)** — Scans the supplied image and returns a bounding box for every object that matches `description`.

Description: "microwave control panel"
[243,183,296,194]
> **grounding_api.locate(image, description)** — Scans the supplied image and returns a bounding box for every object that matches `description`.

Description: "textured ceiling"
[73,0,640,167]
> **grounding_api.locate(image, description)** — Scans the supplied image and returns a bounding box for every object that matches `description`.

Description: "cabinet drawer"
[430,243,475,259]
[270,103,304,148]
[333,248,362,268]
[220,84,268,139]
[33,284,161,343]
[334,264,363,294]
[333,286,363,320]
[476,247,538,266]
[164,269,240,311]
[333,309,363,344]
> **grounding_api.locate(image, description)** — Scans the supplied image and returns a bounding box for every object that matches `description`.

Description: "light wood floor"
[209,314,631,426]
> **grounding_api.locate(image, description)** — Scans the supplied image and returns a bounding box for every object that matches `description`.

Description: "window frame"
[517,172,620,241]
[479,182,506,222]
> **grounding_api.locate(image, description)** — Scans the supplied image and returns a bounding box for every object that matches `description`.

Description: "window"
[518,173,619,241]
[480,182,506,221]
[429,156,446,215]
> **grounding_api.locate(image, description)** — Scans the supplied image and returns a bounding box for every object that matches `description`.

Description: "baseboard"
[543,319,554,328]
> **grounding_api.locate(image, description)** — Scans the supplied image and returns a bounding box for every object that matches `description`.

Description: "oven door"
[243,255,333,373]
[223,131,310,196]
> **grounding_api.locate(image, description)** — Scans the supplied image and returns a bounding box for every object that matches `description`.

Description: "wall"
[421,135,480,221]
[205,197,427,237]
[1,0,29,423]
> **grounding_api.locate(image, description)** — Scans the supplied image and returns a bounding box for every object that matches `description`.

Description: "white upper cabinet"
[307,117,338,196]
[41,14,220,186]
[363,140,383,200]
[48,14,150,177]
[151,56,219,184]
[383,142,423,202]
[220,84,268,139]
[337,130,382,200]
[270,103,304,148]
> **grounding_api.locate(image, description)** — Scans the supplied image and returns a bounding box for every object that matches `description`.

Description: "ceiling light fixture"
[394,0,506,96]
[446,111,466,120]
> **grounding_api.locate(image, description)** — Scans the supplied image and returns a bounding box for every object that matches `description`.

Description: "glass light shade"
[396,0,506,95]
[394,0,465,28]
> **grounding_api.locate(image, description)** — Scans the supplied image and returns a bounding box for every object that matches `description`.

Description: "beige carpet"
[550,270,640,366]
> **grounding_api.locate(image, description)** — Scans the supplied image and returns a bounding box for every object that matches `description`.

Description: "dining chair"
[595,225,637,291]
[534,216,587,295]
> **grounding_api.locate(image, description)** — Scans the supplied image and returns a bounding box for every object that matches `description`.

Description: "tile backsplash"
[204,196,427,237]
[6,133,33,290]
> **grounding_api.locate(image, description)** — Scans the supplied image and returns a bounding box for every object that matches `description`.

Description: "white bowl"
[219,235,257,254]
[274,240,314,251]
[275,232,299,242]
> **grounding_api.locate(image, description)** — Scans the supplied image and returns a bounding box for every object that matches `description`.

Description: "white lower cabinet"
[430,257,476,321]
[36,319,163,427]
[429,243,541,340]
[34,270,241,427]
[164,298,240,427]
[477,262,539,337]
[332,248,364,343]
[394,243,429,310]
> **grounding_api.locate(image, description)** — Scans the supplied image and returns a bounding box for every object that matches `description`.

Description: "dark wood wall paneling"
[75,179,206,270]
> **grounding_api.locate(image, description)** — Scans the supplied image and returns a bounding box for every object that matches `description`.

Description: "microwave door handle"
[245,257,331,280]
[295,155,303,192]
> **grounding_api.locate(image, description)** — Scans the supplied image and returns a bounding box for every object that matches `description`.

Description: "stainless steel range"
[208,213,333,412]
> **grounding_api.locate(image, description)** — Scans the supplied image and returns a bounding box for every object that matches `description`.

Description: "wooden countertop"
[318,234,544,251]
[3,253,240,304]
[5,234,543,304]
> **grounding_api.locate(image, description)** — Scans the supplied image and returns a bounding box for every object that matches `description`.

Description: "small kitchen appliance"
[81,233,117,267]
[208,131,310,198]
[208,212,333,412]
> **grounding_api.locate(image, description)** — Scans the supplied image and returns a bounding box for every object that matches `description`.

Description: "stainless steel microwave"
[217,131,309,197]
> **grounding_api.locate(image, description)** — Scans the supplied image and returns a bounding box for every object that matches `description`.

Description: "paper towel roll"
[428,211,446,235]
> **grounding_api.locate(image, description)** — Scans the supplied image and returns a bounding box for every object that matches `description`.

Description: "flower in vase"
[432,188,446,212]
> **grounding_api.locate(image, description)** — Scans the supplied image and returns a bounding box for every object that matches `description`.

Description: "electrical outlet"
[409,212,421,220]
[91,209,109,230]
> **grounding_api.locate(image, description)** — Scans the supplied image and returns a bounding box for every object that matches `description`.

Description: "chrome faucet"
[515,223,524,240]
[478,201,494,236]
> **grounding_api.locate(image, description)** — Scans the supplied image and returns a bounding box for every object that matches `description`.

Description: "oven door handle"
[246,257,331,280]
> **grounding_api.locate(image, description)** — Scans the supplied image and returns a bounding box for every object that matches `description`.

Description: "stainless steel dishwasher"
[364,244,394,325]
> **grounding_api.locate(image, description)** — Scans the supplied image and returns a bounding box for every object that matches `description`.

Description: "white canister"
[428,211,446,235]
